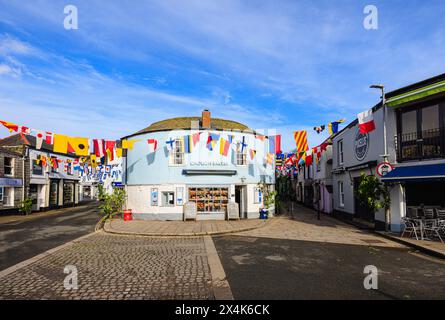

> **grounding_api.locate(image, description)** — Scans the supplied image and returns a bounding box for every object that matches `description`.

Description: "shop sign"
[190,161,228,166]
[354,129,369,161]
[376,162,394,177]
[0,178,22,187]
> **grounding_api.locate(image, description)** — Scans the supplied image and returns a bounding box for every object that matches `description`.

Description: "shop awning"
[386,79,445,107]
[381,163,445,182]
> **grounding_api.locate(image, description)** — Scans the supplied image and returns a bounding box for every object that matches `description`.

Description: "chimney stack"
[202,109,211,128]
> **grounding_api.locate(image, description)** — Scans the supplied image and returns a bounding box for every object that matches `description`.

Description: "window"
[236,150,247,166]
[188,187,229,212]
[0,187,3,202]
[337,140,344,165]
[161,191,175,206]
[338,181,344,207]
[254,187,262,204]
[4,157,13,175]
[171,139,184,165]
[2,187,13,206]
[32,159,43,175]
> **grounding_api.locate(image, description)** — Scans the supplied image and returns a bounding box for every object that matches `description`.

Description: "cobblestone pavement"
[235,205,403,248]
[105,218,267,236]
[0,232,213,300]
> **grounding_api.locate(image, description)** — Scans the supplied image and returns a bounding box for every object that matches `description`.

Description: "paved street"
[0,204,444,300]
[0,232,213,300]
[0,202,99,271]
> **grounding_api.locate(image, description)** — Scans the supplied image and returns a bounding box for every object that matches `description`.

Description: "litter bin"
[259,208,268,220]
[123,209,133,221]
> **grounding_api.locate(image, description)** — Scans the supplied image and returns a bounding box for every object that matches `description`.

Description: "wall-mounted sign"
[376,162,394,177]
[176,187,184,206]
[189,161,228,166]
[354,129,369,161]
[0,178,22,187]
[151,188,158,206]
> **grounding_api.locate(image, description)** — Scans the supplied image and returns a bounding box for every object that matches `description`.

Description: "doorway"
[235,186,246,219]
[353,177,375,222]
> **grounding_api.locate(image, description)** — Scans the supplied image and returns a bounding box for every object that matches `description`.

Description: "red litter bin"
[123,209,133,221]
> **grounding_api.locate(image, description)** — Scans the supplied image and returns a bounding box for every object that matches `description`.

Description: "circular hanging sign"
[376,162,394,177]
[354,129,369,161]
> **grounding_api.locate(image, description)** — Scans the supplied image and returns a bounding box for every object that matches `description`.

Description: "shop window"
[2,187,13,206]
[32,159,43,175]
[161,191,175,206]
[63,183,74,204]
[188,187,228,213]
[4,157,13,175]
[338,181,344,207]
[171,139,184,165]
[236,150,247,166]
[337,140,344,165]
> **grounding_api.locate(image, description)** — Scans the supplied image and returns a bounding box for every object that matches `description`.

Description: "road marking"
[203,236,234,300]
[0,231,98,279]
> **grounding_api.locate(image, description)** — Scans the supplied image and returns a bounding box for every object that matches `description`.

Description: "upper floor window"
[338,140,344,165]
[338,181,344,207]
[397,103,444,161]
[171,139,184,165]
[4,157,13,175]
[32,159,43,175]
[236,150,247,166]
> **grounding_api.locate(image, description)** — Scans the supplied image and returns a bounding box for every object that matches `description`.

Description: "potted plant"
[258,182,278,219]
[18,198,33,216]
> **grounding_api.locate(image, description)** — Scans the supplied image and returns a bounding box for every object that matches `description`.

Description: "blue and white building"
[123,110,275,220]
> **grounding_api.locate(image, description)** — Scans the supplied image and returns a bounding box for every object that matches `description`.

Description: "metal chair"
[401,217,420,240]
[436,209,445,221]
[423,223,444,243]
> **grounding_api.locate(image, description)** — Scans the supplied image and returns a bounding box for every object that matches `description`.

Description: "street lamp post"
[370,84,390,231]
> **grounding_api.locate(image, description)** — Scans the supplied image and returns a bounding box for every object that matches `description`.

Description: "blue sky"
[0,0,444,151]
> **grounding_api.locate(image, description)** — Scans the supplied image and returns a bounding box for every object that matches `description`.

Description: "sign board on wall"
[0,178,22,187]
[376,162,394,177]
[151,188,158,206]
[354,129,369,161]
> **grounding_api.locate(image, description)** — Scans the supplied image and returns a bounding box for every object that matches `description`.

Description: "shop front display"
[188,187,229,214]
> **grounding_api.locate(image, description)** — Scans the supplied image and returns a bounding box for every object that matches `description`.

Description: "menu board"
[188,187,229,213]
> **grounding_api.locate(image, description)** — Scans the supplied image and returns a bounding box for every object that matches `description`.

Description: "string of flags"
[313,119,345,135]
[0,118,281,167]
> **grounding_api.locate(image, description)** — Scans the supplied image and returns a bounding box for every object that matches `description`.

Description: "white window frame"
[338,139,344,165]
[4,157,14,176]
[2,187,14,206]
[170,139,184,166]
[32,158,44,176]
[161,191,175,207]
[236,150,247,166]
[338,181,344,207]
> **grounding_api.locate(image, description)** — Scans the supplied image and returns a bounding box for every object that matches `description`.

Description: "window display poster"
[176,187,184,206]
[254,187,262,204]
[151,188,158,206]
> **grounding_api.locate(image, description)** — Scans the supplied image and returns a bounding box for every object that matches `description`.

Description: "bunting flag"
[115,148,123,158]
[50,157,59,169]
[313,125,325,134]
[166,138,175,151]
[192,132,201,146]
[105,141,116,161]
[320,143,328,152]
[45,132,54,145]
[357,109,376,134]
[122,139,138,150]
[328,119,345,135]
[53,134,69,154]
[293,130,309,152]
[184,135,193,153]
[90,154,98,168]
[206,133,220,151]
[0,120,19,133]
[249,149,256,160]
[228,135,234,144]
[68,137,89,156]
[255,135,267,141]
[93,139,105,158]
[36,131,44,150]
[266,153,274,165]
[147,139,158,153]
[219,137,230,156]
[275,135,281,154]
[305,154,313,166]
[19,126,30,134]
